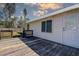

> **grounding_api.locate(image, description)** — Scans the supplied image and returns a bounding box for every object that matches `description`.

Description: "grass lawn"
[12,32,22,37]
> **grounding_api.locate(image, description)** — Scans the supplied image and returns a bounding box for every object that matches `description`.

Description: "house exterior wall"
[62,9,79,48]
[29,8,79,48]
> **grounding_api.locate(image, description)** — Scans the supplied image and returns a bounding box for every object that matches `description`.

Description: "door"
[62,13,79,48]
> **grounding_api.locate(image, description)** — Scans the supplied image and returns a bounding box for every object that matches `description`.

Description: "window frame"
[46,20,52,32]
[41,20,52,33]
[41,21,46,32]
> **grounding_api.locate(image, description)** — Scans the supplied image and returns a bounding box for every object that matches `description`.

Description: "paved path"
[0,38,38,56]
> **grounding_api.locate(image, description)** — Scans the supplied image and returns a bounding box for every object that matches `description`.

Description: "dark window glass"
[46,20,52,32]
[41,21,46,32]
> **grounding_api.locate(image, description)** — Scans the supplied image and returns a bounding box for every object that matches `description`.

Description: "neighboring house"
[27,4,79,48]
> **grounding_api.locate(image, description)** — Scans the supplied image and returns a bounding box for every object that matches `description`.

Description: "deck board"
[0,37,79,56]
[0,38,38,56]
[20,37,79,56]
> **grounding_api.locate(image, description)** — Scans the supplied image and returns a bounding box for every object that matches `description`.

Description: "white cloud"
[27,3,63,17]
[38,3,63,10]
[20,11,23,14]
[33,10,47,17]
[26,3,63,10]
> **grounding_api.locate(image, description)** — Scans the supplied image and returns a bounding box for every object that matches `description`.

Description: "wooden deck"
[20,37,79,56]
[0,38,38,56]
[0,37,79,56]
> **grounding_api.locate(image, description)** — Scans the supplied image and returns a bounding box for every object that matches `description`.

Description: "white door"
[63,13,79,48]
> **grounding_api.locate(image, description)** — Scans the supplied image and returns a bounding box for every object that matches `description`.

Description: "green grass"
[12,32,22,37]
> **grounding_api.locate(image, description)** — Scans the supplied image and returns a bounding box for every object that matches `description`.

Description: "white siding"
[29,15,63,44]
[29,8,79,48]
[62,9,79,48]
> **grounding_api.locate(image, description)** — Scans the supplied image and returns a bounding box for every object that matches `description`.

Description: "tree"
[3,3,16,28]
[17,16,29,28]
[3,3,16,19]
[0,11,3,19]
[10,16,17,28]
[23,8,28,29]
[0,11,4,28]
[23,8,27,18]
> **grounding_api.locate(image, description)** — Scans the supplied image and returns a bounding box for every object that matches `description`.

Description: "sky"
[0,3,76,20]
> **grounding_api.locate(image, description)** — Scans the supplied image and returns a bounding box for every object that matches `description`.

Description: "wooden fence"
[0,28,33,39]
[0,28,22,39]
[0,30,13,39]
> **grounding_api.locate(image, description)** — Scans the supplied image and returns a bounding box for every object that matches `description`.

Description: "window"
[41,20,52,33]
[46,20,52,32]
[41,21,46,32]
